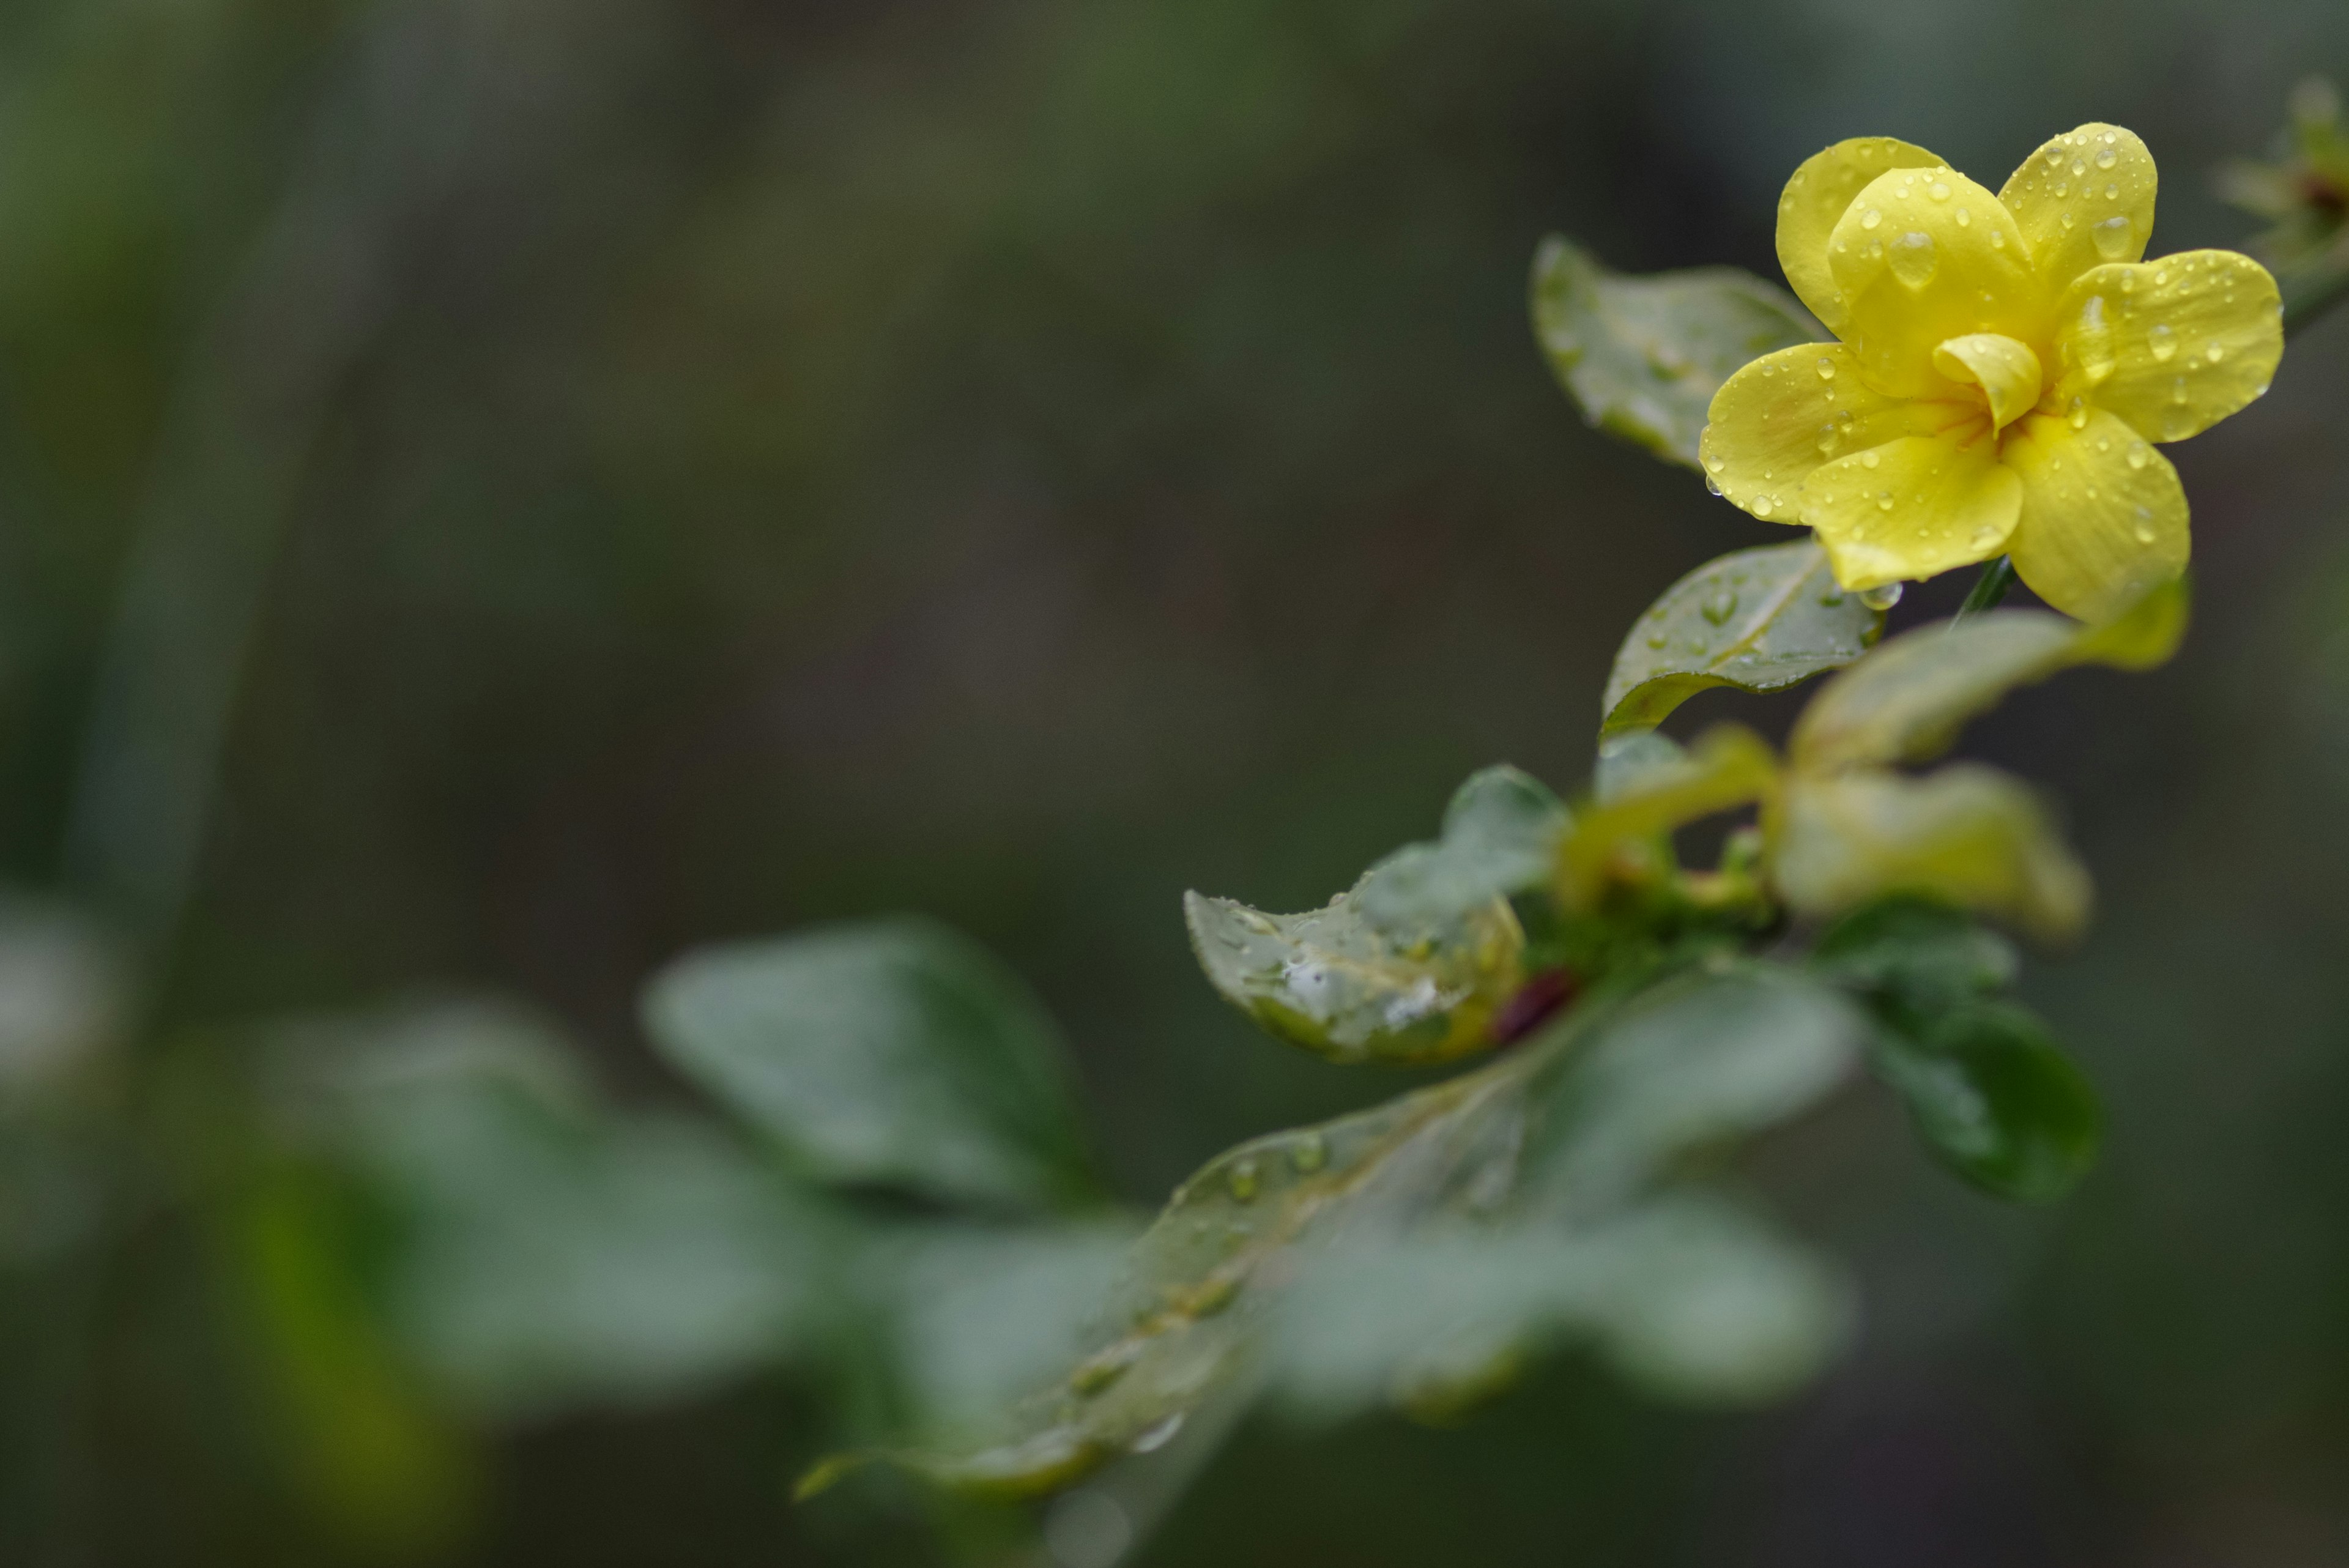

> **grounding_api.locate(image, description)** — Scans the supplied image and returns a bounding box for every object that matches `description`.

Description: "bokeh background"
[5,0,2349,1562]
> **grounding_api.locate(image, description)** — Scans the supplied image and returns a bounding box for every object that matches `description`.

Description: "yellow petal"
[1797,426,2021,590]
[1696,343,1945,523]
[2048,250,2283,443]
[2001,407,2189,623]
[1827,166,2045,400]
[1998,124,2158,295]
[1932,333,2043,433]
[1775,136,1943,339]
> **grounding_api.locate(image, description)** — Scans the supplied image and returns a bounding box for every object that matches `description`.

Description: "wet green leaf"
[1532,236,1824,467]
[642,919,1098,1213]
[276,1001,825,1419]
[1600,541,1883,740]
[1789,578,2188,775]
[1870,1002,2101,1204]
[1772,766,2091,942]
[804,964,1863,1499]
[1271,1197,1850,1422]
[1559,726,1779,910]
[1354,765,1570,930]
[1184,879,1524,1067]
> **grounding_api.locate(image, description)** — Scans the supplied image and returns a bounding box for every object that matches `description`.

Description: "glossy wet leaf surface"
[1601,541,1885,740]
[807,964,1865,1498]
[1869,1002,2101,1204]
[642,918,1098,1213]
[1355,765,1571,931]
[1532,237,1824,468]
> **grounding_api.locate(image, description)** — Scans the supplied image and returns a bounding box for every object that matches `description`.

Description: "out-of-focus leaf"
[1184,880,1524,1067]
[642,919,1097,1213]
[1772,766,2091,942]
[1531,236,1824,467]
[276,1001,824,1420]
[1811,896,2019,1024]
[803,964,1863,1499]
[1355,765,1570,930]
[1558,727,1778,910]
[0,896,127,1104]
[1870,1002,2101,1203]
[1789,579,2188,774]
[1593,730,1688,806]
[1271,1197,1850,1422]
[1600,541,1883,740]
[229,1165,479,1555]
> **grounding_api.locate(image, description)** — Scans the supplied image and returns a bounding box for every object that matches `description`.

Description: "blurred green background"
[5,0,2349,1562]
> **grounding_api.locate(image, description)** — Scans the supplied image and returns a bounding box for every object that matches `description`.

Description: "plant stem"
[1951,555,2017,625]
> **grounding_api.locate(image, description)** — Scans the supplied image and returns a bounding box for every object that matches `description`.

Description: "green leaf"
[1811,896,2019,1025]
[1354,765,1570,930]
[0,894,128,1106]
[804,963,1863,1498]
[1771,766,2091,942]
[1559,726,1779,910]
[1531,236,1825,468]
[1789,577,2189,775]
[1870,1002,2101,1204]
[642,919,1098,1213]
[1270,1197,1850,1423]
[1600,541,1884,740]
[274,1001,825,1419]
[1184,880,1524,1067]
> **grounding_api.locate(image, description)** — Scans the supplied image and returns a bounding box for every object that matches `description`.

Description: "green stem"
[1951,555,2017,625]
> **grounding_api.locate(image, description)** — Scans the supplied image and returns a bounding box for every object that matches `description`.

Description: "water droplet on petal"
[2148,322,2177,361]
[1859,582,1904,611]
[2061,212,2076,230]
[2132,507,2156,544]
[1860,450,1880,469]
[2069,158,2086,176]
[1954,206,1972,227]
[2104,183,2119,200]
[2054,180,2070,198]
[2205,341,2226,363]
[1751,495,1775,518]
[2068,395,2089,430]
[2091,215,2132,259]
[1875,491,1894,511]
[2096,146,2118,169]
[1816,357,1836,380]
[1989,229,2006,250]
[1887,231,1938,288]
[1928,180,1951,201]
[1860,207,1882,231]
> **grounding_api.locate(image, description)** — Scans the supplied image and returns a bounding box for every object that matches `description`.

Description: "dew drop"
[2148,322,2176,361]
[2069,158,2087,176]
[1860,450,1880,469]
[2104,183,2119,200]
[1859,582,1904,611]
[2096,436,2112,452]
[1989,229,2006,250]
[2091,215,2132,260]
[1954,206,1972,227]
[2205,341,2226,363]
[2132,506,2156,544]
[1751,495,1775,518]
[2054,180,2070,198]
[2096,146,2118,169]
[1704,455,1725,474]
[1226,1159,1260,1203]
[1875,492,1894,511]
[1816,357,1836,380]
[2060,212,2076,230]
[2068,395,2089,430]
[1928,180,1952,201]
[1860,207,1883,231]
[1887,231,1938,288]
[1289,1132,1328,1173]
[1130,1415,1186,1455]
[2154,269,2170,286]
[1701,589,1739,625]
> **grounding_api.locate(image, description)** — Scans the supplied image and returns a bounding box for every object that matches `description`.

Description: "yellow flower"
[1698,125,2284,622]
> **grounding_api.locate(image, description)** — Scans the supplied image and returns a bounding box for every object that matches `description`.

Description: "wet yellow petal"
[1827,165,2045,399]
[1797,426,2020,590]
[1697,343,1946,523]
[1932,333,2043,433]
[2049,250,2283,443]
[1775,136,1943,339]
[1999,124,2158,295]
[2002,408,2189,623]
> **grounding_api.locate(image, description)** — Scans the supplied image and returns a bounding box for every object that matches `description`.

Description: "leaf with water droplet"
[799,964,1864,1496]
[1600,541,1886,741]
[1531,236,1824,469]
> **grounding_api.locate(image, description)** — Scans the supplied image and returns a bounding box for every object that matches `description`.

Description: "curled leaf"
[1771,766,2091,942]
[1558,727,1779,911]
[1532,237,1824,467]
[1355,765,1570,931]
[1789,577,2188,774]
[1601,541,1884,740]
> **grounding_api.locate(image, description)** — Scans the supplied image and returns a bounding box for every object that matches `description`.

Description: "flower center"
[1931,333,2044,434]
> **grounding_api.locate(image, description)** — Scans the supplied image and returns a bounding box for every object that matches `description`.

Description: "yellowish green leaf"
[1559,727,1779,910]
